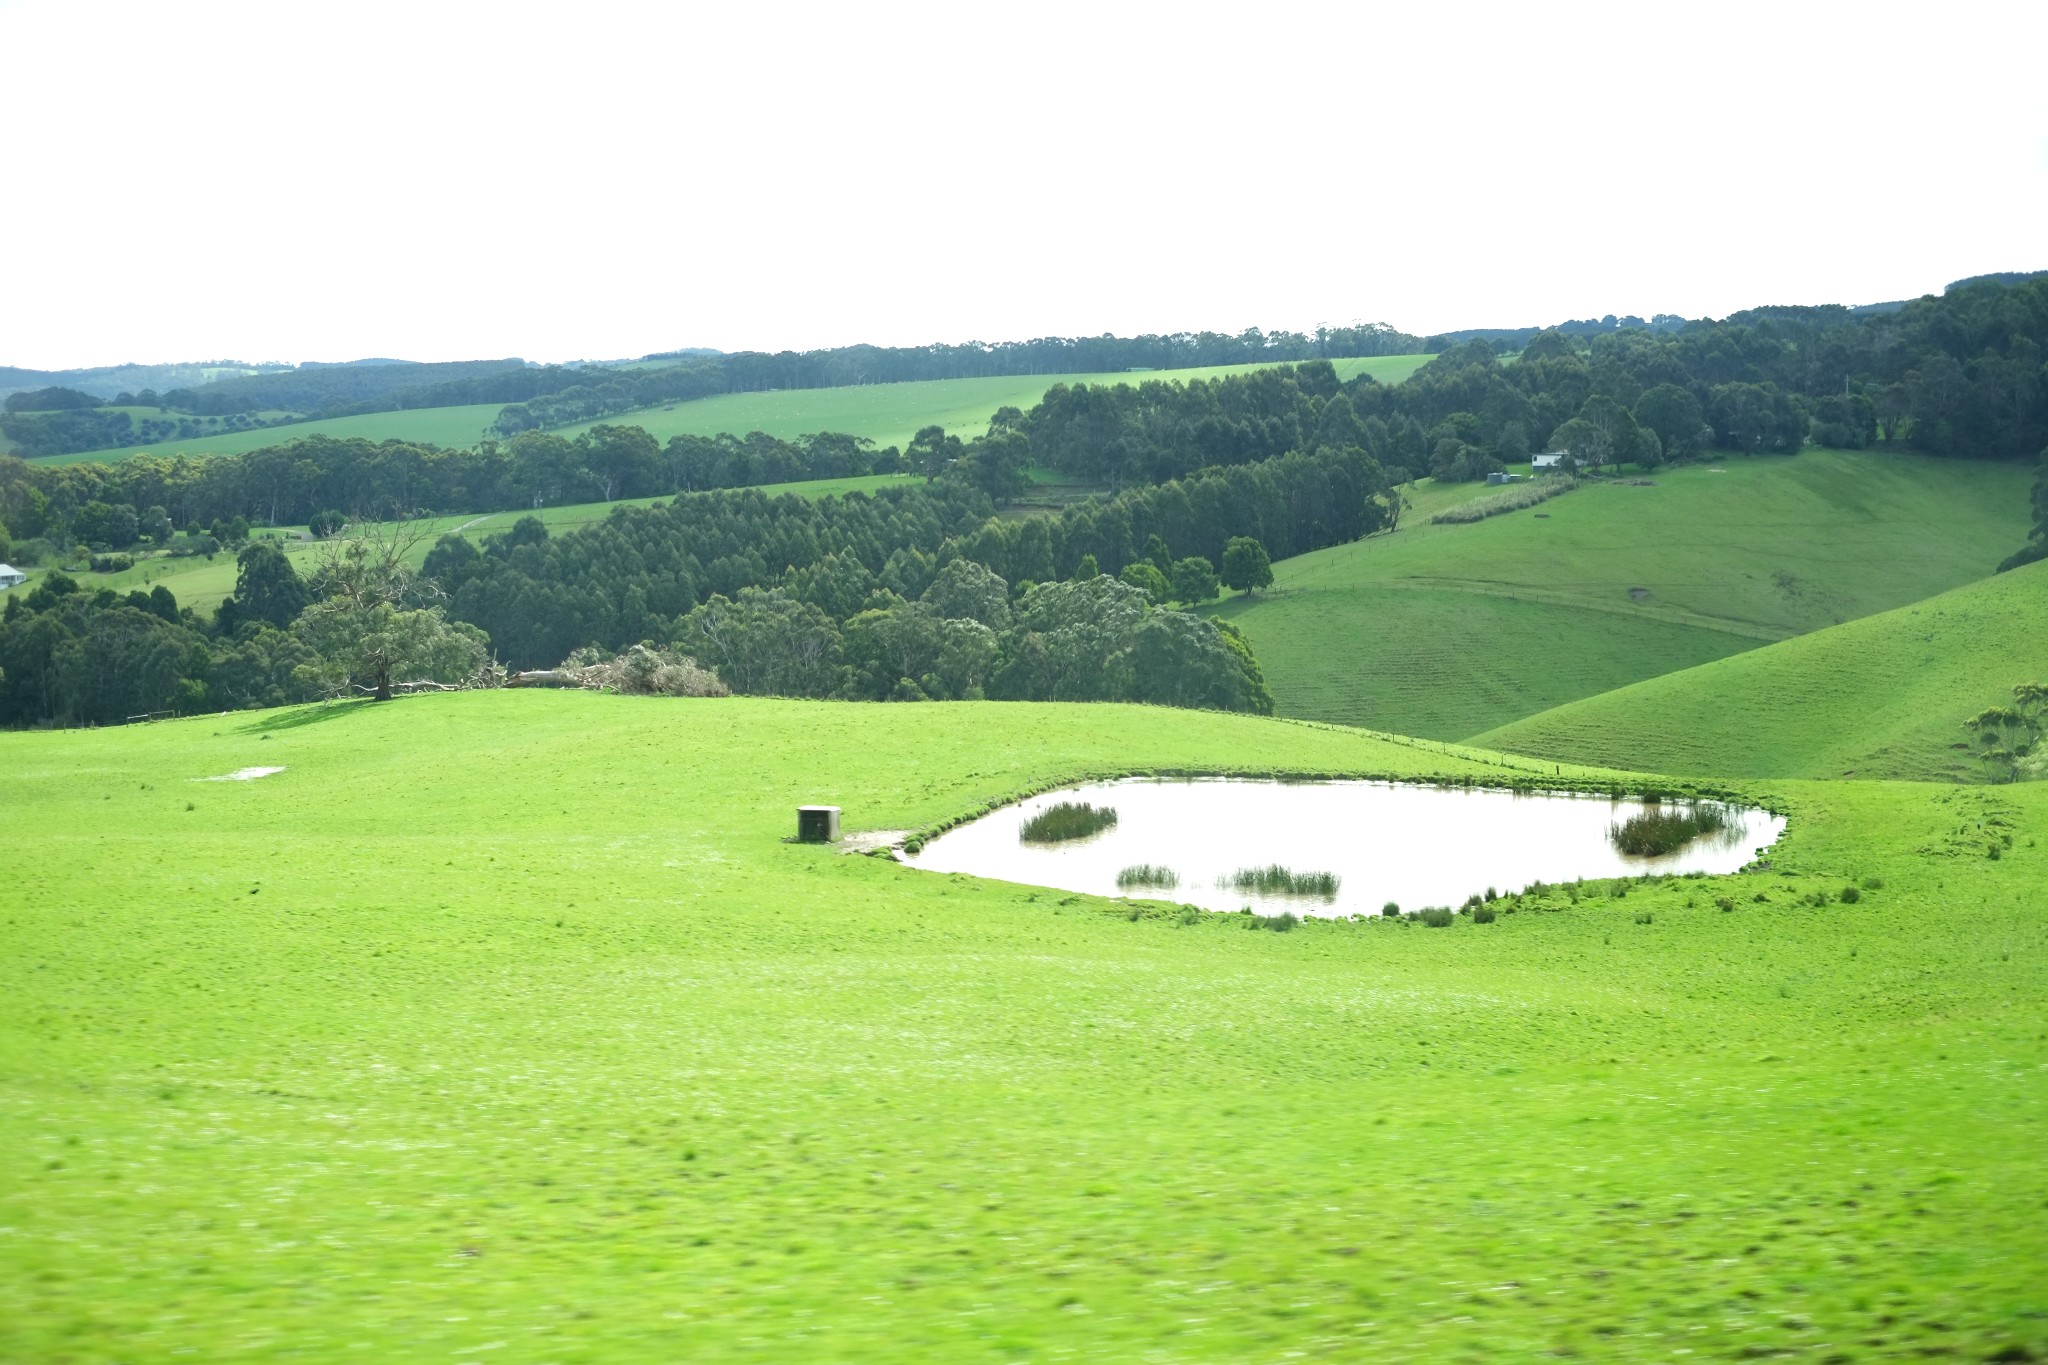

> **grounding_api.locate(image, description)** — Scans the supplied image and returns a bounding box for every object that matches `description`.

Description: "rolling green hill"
[548,354,1430,451]
[1470,558,2048,781]
[2,693,2042,1360]
[1213,449,2034,740]
[29,403,508,465]
[37,355,1431,465]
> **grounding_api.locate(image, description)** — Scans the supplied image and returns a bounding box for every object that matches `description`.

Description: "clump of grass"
[1419,906,1454,928]
[1020,802,1118,844]
[1610,802,1729,856]
[1253,910,1301,932]
[1861,875,1884,891]
[1839,885,1861,904]
[1116,864,1179,891]
[1223,865,1340,899]
[1715,896,1735,912]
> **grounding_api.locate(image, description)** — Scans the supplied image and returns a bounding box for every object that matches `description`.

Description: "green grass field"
[1215,450,2034,740]
[31,405,508,465]
[42,356,1431,465]
[2,693,2042,1361]
[1472,558,2048,782]
[0,474,915,615]
[550,355,1432,452]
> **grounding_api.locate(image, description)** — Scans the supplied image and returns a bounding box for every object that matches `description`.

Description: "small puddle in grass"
[199,766,286,782]
[904,778,1783,917]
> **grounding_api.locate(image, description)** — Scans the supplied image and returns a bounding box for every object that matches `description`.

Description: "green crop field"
[2,693,2042,1361]
[1472,558,2048,782]
[0,474,915,615]
[41,356,1431,465]
[1214,449,2034,741]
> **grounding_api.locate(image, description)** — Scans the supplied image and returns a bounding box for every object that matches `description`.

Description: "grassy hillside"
[2,694,2042,1360]
[549,354,1431,451]
[30,403,507,465]
[38,355,1431,465]
[1472,558,2048,781]
[0,473,914,615]
[1215,449,2034,740]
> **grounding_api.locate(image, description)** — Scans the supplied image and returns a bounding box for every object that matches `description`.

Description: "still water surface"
[905,778,1785,917]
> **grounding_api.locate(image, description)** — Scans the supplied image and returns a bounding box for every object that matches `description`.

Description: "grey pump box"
[797,805,841,843]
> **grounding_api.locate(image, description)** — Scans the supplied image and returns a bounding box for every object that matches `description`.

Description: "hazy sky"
[4,0,2044,370]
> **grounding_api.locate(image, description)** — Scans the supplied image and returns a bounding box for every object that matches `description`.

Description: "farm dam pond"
[902,778,1785,918]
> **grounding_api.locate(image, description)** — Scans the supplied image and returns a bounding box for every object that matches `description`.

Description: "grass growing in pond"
[1610,801,1729,855]
[1116,863,1180,890]
[1222,864,1340,899]
[1020,801,1118,844]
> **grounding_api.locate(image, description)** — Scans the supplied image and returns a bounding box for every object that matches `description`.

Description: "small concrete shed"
[797,806,841,843]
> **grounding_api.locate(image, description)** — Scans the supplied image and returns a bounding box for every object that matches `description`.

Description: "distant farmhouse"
[1531,452,1566,472]
[0,563,26,589]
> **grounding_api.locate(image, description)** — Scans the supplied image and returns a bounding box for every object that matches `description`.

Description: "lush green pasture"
[0,474,913,615]
[44,357,1429,465]
[551,355,1431,453]
[1474,558,2048,782]
[1216,450,2033,740]
[1,693,2043,1362]
[33,404,508,465]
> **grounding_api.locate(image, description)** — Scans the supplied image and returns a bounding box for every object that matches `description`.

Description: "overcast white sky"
[3,0,2044,370]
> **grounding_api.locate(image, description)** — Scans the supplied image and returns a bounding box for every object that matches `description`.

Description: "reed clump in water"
[1020,802,1118,844]
[1116,864,1180,890]
[1610,802,1728,856]
[1223,865,1340,899]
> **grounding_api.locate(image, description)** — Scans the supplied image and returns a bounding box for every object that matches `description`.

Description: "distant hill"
[1469,558,2048,782]
[0,360,287,403]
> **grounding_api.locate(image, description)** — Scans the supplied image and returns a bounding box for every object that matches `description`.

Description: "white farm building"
[0,563,26,589]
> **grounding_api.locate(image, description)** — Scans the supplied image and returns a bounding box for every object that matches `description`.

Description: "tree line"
[1006,276,2048,490]
[0,431,1383,725]
[0,426,911,563]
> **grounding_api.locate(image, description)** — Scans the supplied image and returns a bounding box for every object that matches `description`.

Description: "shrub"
[1461,892,1484,911]
[1257,910,1301,932]
[1224,865,1340,899]
[1381,901,1401,917]
[1473,905,1497,924]
[1839,885,1861,904]
[1633,911,1654,925]
[89,553,134,573]
[1020,802,1118,844]
[1610,802,1729,856]
[1483,886,1499,902]
[1715,896,1735,912]
[1861,876,1884,891]
[1116,864,1180,891]
[1419,906,1454,928]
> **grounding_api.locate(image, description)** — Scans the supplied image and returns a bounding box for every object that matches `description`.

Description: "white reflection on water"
[904,778,1785,918]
